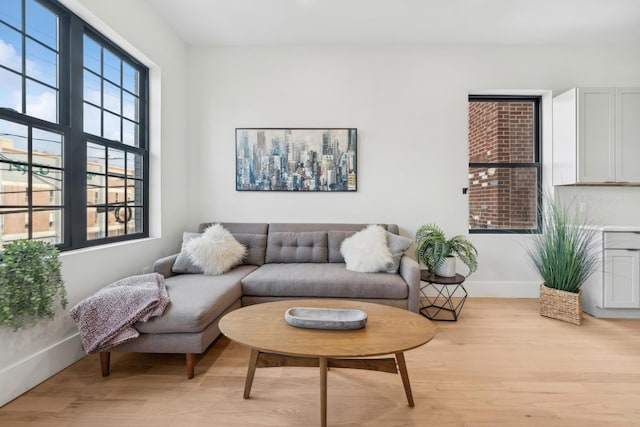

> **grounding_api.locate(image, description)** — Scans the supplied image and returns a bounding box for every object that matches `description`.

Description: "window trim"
[468,95,542,234]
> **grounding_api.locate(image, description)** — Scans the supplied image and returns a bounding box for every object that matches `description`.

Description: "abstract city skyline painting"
[236,128,357,192]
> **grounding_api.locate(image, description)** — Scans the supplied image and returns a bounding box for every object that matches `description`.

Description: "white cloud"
[0,89,20,111]
[1,35,53,83]
[0,41,21,112]
[1,38,60,120]
[0,40,23,111]
[26,90,57,123]
[0,39,21,71]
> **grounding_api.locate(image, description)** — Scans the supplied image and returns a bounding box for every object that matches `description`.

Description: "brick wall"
[468,101,537,230]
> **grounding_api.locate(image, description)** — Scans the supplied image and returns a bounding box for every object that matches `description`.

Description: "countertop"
[591,225,640,232]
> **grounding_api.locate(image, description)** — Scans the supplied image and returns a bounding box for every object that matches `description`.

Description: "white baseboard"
[0,333,85,407]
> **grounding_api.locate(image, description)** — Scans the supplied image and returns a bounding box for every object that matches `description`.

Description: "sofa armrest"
[153,254,179,278]
[399,255,421,313]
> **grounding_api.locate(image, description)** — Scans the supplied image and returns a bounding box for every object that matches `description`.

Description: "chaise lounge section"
[100,222,421,379]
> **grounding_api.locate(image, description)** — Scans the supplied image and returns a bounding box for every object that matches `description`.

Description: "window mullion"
[66,17,86,249]
[20,0,26,115]
[140,68,149,236]
[27,125,32,239]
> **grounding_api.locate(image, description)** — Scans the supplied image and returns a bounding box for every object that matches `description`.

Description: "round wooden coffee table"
[219,299,437,427]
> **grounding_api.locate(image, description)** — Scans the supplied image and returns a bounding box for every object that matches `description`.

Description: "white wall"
[0,0,190,407]
[187,44,640,296]
[556,186,640,226]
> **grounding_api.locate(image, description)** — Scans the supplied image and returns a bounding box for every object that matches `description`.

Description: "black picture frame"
[235,128,357,192]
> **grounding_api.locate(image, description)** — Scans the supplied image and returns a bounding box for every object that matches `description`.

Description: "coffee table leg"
[395,352,414,407]
[320,357,328,427]
[244,348,260,399]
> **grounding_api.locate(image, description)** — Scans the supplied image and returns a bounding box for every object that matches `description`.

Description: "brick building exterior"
[468,101,537,230]
[1,138,133,244]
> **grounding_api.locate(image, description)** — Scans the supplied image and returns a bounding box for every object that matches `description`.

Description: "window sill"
[59,236,161,258]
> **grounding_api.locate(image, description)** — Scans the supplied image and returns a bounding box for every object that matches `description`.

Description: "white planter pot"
[434,257,456,277]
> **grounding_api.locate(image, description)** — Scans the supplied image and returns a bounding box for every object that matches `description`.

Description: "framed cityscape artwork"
[235,128,357,192]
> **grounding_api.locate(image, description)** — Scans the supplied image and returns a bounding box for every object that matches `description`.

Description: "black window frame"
[0,0,149,251]
[468,95,542,234]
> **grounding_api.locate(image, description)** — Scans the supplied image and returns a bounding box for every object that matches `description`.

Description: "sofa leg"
[100,352,111,377]
[186,353,195,379]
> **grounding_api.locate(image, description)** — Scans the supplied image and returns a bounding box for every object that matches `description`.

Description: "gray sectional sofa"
[100,222,421,379]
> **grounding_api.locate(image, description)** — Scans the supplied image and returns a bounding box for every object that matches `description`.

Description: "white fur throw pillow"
[186,224,247,275]
[340,225,394,273]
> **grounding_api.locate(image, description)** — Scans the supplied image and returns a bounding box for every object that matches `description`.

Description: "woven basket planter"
[539,284,583,325]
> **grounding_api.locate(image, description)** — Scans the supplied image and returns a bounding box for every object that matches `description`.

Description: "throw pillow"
[185,224,247,275]
[386,232,412,273]
[172,232,204,274]
[340,224,394,273]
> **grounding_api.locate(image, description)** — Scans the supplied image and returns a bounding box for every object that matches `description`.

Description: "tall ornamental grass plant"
[528,199,599,293]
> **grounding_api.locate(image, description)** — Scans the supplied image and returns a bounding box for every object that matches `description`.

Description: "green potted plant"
[0,239,67,330]
[526,199,599,325]
[415,224,478,277]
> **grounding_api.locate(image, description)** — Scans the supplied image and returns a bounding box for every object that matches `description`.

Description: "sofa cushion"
[268,223,390,233]
[173,230,268,271]
[269,223,398,263]
[233,233,268,266]
[173,232,204,274]
[136,265,257,334]
[198,222,269,235]
[341,225,394,273]
[328,230,356,263]
[198,222,268,266]
[241,263,408,299]
[265,231,328,263]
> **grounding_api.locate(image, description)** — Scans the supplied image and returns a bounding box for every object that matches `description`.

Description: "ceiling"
[145,0,640,46]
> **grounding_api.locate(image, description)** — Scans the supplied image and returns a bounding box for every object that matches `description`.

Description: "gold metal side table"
[419,270,467,321]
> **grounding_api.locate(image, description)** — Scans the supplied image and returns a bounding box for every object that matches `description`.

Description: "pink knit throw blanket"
[70,273,170,354]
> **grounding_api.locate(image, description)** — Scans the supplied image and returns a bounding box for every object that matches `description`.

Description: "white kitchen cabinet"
[616,88,640,182]
[603,249,640,308]
[552,87,640,185]
[582,228,640,317]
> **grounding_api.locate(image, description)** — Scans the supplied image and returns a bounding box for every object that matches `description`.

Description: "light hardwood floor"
[2,298,640,427]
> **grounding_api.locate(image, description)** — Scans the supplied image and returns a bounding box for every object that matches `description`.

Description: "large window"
[0,0,148,249]
[468,96,541,233]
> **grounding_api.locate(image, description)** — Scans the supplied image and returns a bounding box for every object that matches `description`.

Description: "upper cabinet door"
[552,88,578,186]
[615,88,640,183]
[578,88,615,183]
